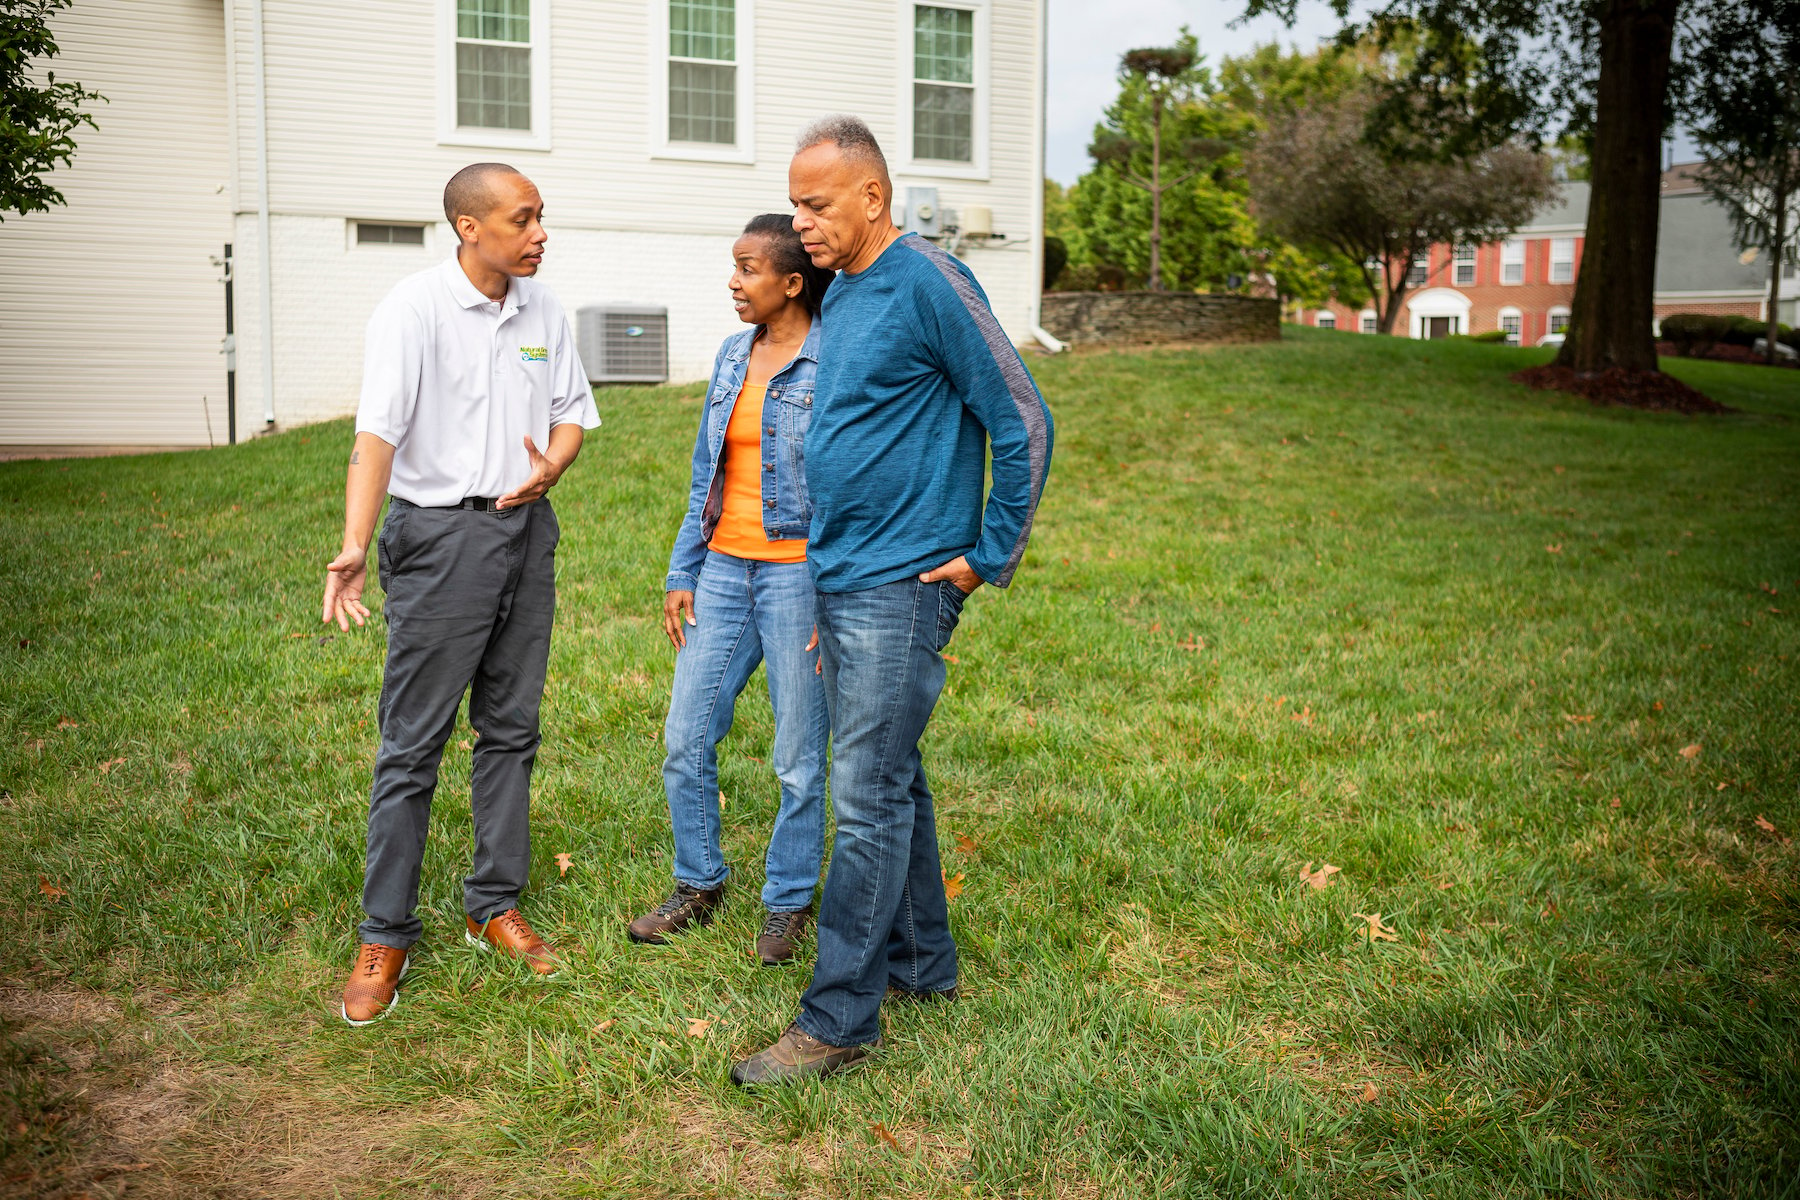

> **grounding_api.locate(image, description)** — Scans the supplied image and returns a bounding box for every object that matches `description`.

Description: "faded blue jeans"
[662,550,827,913]
[797,577,965,1048]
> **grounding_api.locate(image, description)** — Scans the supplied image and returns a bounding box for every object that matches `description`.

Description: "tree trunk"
[1768,179,1789,365]
[1148,93,1165,292]
[1553,0,1678,373]
[1378,255,1408,334]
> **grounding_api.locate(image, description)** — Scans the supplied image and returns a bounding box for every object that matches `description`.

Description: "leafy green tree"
[1691,10,1800,364]
[1,0,104,220]
[1242,0,1795,378]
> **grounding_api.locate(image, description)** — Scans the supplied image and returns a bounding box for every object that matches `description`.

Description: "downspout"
[251,0,276,426]
[1028,0,1064,354]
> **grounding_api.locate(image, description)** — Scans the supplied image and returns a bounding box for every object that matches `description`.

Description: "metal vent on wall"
[578,305,669,383]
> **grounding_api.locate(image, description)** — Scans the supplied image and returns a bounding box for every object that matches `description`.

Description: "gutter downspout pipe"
[251,0,276,426]
[1027,0,1064,354]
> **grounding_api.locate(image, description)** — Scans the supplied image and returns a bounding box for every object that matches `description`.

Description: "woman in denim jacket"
[628,214,833,966]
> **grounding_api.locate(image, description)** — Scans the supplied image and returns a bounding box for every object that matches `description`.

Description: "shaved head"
[795,115,892,203]
[443,162,525,230]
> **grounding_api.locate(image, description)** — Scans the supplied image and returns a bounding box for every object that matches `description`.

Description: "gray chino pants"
[357,496,559,949]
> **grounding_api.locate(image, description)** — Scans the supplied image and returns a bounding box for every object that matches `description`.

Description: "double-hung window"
[1453,244,1476,286]
[1501,239,1525,284]
[1316,311,1336,329]
[1360,313,1377,334]
[441,0,548,148]
[655,0,754,161]
[1407,252,1430,287]
[901,2,988,177]
[1499,309,1522,346]
[1550,238,1575,283]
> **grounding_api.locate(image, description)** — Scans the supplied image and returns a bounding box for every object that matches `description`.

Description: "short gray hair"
[795,114,890,179]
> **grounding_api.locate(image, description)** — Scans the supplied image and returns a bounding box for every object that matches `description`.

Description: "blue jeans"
[797,577,965,1047]
[662,551,828,912]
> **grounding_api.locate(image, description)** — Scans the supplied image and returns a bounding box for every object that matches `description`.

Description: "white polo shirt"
[355,255,601,507]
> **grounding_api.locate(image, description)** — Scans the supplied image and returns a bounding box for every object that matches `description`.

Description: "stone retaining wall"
[1040,292,1279,347]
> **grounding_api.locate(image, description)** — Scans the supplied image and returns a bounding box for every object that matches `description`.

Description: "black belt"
[442,496,501,511]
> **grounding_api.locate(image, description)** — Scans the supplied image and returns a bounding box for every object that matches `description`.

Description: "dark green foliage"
[1469,329,1509,343]
[1043,235,1068,291]
[0,0,104,220]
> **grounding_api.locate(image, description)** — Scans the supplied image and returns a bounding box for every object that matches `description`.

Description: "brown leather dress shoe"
[341,943,410,1026]
[730,1022,879,1087]
[465,908,560,976]
[627,882,725,944]
[755,906,812,966]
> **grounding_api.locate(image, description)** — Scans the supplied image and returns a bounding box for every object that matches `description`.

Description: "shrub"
[1043,236,1068,291]
[1782,327,1800,352]
[1659,313,1734,355]
[1051,262,1137,292]
[1469,330,1509,344]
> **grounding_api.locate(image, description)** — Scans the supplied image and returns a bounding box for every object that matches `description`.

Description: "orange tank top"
[707,382,808,562]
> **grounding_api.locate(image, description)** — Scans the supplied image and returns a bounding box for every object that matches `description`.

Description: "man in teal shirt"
[732,115,1053,1085]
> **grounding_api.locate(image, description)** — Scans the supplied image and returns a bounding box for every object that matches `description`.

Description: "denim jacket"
[664,316,820,592]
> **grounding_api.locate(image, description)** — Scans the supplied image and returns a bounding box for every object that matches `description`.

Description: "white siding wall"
[226,0,1041,428]
[0,0,232,447]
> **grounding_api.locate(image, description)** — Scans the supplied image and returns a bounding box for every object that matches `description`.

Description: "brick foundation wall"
[1039,292,1279,347]
[1654,300,1763,319]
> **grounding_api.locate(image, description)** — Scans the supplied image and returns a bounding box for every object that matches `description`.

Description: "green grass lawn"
[3,328,1797,1198]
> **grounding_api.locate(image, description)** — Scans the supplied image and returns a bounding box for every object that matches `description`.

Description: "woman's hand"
[663,590,697,649]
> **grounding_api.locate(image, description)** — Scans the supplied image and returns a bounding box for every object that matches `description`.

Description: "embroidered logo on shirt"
[519,345,548,362]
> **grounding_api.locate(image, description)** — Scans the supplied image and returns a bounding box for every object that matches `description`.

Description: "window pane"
[1317,313,1334,328]
[457,42,531,129]
[915,6,973,84]
[1361,316,1376,333]
[458,0,529,43]
[670,60,736,144]
[670,0,735,61]
[914,82,972,161]
[1549,312,1569,333]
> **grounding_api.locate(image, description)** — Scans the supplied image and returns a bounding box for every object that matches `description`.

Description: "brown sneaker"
[755,907,812,966]
[729,1022,879,1087]
[465,908,560,976]
[627,882,725,945]
[341,943,410,1026]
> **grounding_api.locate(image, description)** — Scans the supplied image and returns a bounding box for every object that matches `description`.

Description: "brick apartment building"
[1297,167,1799,342]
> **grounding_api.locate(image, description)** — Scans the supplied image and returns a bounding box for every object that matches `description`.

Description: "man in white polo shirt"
[322,162,600,1026]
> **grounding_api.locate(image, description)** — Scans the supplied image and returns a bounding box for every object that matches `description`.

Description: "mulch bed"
[1512,365,1736,414]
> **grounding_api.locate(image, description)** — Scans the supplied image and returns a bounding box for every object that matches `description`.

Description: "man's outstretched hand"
[919,555,983,595]
[497,435,567,510]
[323,543,371,631]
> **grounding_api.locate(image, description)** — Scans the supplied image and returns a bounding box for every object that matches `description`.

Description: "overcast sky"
[1044,0,1701,186]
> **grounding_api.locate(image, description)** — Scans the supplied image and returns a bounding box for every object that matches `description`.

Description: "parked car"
[1752,336,1798,361]
[1537,332,1565,349]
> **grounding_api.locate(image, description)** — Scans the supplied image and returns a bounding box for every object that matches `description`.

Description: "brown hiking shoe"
[730,1022,879,1087]
[465,908,560,976]
[627,882,725,945]
[341,943,410,1026]
[755,907,812,966]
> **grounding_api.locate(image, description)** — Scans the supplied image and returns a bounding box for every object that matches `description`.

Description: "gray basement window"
[357,223,427,246]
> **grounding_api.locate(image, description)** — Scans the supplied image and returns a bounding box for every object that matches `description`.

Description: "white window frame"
[650,0,756,164]
[1498,305,1523,346]
[1549,237,1574,283]
[896,0,991,181]
[438,0,551,151]
[1315,311,1335,329]
[1547,305,1571,335]
[1453,244,1476,286]
[1359,310,1377,334]
[1407,251,1431,287]
[1501,239,1525,285]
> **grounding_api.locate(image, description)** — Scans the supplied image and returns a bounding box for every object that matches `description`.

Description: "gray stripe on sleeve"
[904,238,1049,587]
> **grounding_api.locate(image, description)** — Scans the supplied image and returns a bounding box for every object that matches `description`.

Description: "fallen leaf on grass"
[943,654,960,664]
[1360,1082,1379,1103]
[1679,744,1702,760]
[942,871,965,902]
[1651,701,1663,712]
[1564,714,1595,724]
[954,832,977,855]
[555,852,574,877]
[685,1018,712,1038]
[286,632,308,639]
[1149,622,1162,633]
[1350,912,1397,944]
[1291,705,1314,725]
[1761,581,1778,595]
[98,758,125,774]
[870,1123,902,1151]
[1754,815,1778,835]
[1610,797,1621,809]
[1178,635,1207,651]
[718,790,728,812]
[1545,544,1563,555]
[592,1019,616,1033]
[56,718,77,730]
[1299,861,1341,890]
[38,877,66,901]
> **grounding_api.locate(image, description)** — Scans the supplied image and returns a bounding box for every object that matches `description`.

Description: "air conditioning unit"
[578,305,669,384]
